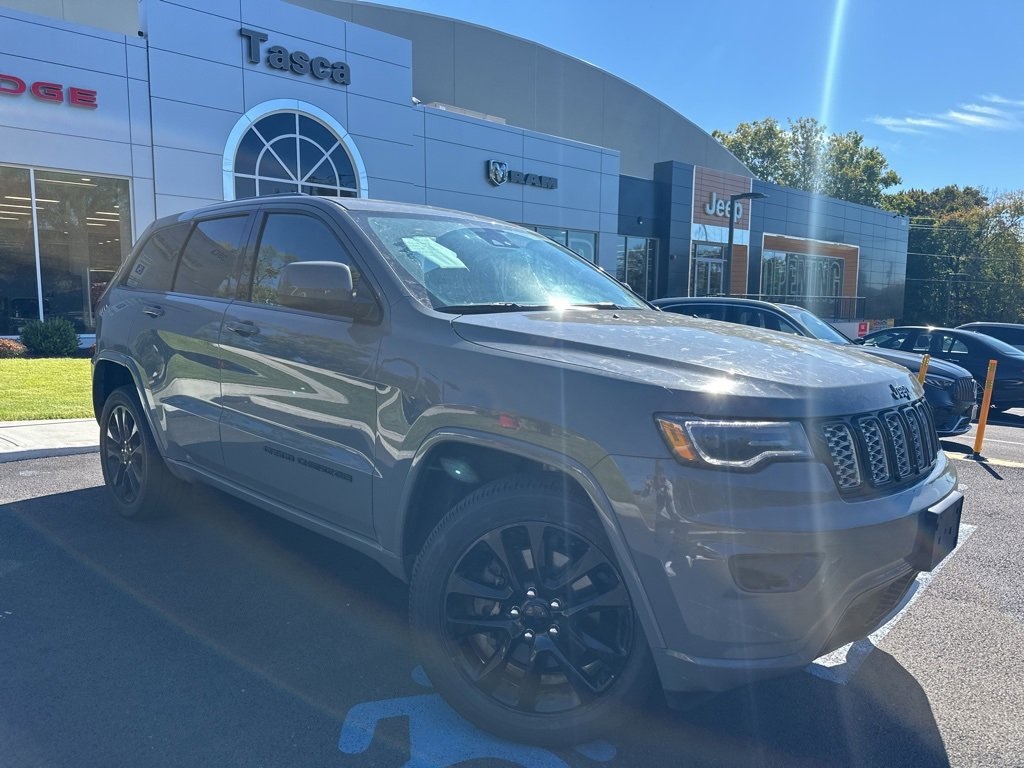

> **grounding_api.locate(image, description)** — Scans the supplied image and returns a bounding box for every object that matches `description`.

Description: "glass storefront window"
[567,231,596,263]
[761,250,844,300]
[525,226,597,263]
[616,236,658,298]
[0,166,39,335]
[0,164,132,335]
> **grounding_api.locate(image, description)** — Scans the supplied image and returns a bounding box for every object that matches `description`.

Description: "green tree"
[712,117,902,206]
[882,186,1024,324]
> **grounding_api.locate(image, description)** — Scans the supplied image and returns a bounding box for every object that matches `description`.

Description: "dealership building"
[0,0,909,341]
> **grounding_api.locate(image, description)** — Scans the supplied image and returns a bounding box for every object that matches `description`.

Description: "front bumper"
[597,452,960,695]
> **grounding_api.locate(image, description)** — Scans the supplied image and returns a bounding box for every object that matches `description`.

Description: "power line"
[907,251,1024,263]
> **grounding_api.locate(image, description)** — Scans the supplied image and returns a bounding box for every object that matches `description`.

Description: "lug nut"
[549,599,561,610]
[526,588,537,598]
[509,607,520,618]
[523,630,535,640]
[548,626,559,637]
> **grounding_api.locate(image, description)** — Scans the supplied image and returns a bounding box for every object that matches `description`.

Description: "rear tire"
[99,385,183,519]
[409,473,657,746]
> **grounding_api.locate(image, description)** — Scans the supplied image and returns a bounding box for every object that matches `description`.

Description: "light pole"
[725,191,767,295]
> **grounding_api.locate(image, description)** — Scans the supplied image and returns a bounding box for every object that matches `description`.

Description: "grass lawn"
[0,358,93,421]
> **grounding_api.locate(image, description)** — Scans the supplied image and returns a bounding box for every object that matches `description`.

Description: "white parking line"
[807,523,977,685]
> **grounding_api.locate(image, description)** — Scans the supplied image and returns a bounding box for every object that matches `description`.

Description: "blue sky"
[372,0,1024,195]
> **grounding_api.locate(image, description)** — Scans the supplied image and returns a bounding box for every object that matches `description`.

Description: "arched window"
[223,100,367,200]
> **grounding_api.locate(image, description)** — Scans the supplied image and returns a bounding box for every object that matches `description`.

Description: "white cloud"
[944,109,1016,128]
[982,94,1024,107]
[867,116,953,134]
[869,94,1024,134]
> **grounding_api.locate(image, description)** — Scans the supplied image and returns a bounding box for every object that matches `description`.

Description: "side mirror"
[277,261,357,315]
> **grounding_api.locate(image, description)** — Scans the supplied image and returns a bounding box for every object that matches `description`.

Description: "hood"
[450,309,921,410]
[856,346,973,379]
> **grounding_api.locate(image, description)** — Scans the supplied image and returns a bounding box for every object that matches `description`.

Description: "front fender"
[393,427,667,650]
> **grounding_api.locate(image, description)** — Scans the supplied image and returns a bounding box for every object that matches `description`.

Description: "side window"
[248,213,360,310]
[666,303,719,320]
[725,307,765,328]
[123,223,190,292]
[773,317,802,335]
[172,216,249,299]
[940,335,969,355]
[868,331,908,349]
[911,333,931,353]
[687,304,722,320]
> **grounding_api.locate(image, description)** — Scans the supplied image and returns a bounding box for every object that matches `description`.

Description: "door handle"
[142,304,164,318]
[226,321,260,337]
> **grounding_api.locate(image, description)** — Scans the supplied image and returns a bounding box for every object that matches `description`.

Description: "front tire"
[99,385,181,519]
[409,473,656,746]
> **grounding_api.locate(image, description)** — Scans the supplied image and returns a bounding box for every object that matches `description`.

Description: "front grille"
[819,399,939,494]
[953,376,977,404]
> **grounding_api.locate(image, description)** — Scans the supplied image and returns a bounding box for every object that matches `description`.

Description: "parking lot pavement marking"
[338,667,617,768]
[806,523,977,686]
[948,454,1024,470]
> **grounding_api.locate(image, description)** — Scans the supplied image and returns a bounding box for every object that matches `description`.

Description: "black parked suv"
[957,322,1024,352]
[653,297,978,436]
[93,196,962,745]
[858,326,1024,412]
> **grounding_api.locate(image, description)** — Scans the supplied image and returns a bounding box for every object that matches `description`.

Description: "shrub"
[0,338,27,358]
[18,318,81,358]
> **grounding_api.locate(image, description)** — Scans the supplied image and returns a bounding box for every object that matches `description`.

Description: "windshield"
[780,304,853,345]
[347,211,647,313]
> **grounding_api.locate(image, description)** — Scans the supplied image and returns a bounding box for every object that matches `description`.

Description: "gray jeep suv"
[93,196,962,745]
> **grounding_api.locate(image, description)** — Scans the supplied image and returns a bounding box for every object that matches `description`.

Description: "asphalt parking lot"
[1,415,1022,767]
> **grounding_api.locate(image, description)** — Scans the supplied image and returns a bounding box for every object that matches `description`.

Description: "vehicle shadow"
[1,483,950,767]
[632,651,950,766]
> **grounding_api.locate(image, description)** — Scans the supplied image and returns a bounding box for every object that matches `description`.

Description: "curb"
[0,445,100,464]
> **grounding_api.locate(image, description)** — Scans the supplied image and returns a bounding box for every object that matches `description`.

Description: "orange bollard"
[917,354,930,385]
[972,360,998,456]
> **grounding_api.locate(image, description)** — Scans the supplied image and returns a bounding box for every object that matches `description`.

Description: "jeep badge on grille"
[890,384,912,401]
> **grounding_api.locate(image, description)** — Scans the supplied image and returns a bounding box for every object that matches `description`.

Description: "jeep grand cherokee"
[92,196,962,746]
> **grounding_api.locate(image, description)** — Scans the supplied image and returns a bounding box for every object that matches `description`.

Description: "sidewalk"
[0,419,100,463]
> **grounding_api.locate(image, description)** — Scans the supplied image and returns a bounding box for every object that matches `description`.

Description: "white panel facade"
[0,0,622,272]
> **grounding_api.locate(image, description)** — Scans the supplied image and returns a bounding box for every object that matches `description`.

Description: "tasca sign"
[240,28,351,85]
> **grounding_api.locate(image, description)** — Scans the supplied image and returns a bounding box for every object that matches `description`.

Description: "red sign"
[857,321,869,337]
[0,74,97,109]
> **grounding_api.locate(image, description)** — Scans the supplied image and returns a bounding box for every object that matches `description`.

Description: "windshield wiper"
[434,302,554,314]
[568,302,640,310]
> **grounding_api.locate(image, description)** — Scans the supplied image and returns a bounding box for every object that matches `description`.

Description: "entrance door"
[691,244,725,297]
[692,258,724,296]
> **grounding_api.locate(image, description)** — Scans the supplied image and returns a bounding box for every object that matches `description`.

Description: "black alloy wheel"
[410,474,656,746]
[103,400,145,506]
[99,385,181,519]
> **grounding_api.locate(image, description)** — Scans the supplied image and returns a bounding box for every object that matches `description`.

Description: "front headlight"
[655,417,813,469]
[923,374,954,390]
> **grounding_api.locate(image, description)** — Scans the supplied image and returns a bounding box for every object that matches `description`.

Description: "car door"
[218,205,384,538]
[926,331,985,382]
[121,214,252,470]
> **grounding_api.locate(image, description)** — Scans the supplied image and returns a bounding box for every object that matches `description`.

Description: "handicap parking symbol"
[338,667,617,768]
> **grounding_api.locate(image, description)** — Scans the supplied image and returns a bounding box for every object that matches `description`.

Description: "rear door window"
[123,223,190,292]
[172,216,250,299]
